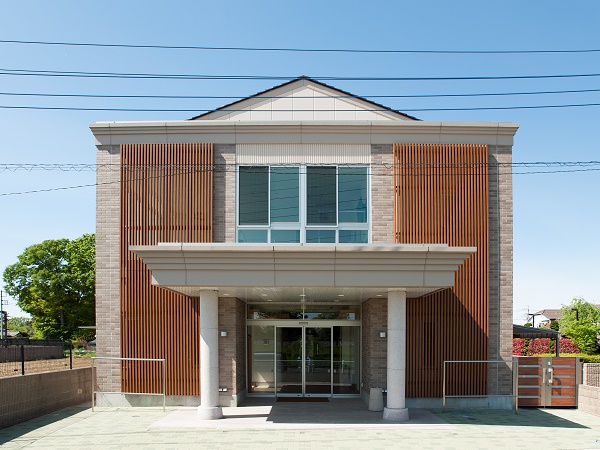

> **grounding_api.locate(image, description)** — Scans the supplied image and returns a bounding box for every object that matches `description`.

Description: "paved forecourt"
[1,400,600,449]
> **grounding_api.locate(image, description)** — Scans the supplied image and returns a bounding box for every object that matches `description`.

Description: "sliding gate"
[517,357,582,407]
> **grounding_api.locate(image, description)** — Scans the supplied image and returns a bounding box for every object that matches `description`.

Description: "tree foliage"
[2,234,95,341]
[559,297,600,354]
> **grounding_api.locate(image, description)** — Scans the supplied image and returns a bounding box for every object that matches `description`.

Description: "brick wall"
[0,368,92,429]
[488,145,514,395]
[218,297,247,404]
[371,145,394,244]
[362,298,387,394]
[214,144,236,243]
[95,145,121,392]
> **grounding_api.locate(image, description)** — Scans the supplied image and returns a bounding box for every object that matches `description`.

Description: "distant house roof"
[6,330,23,338]
[534,309,563,321]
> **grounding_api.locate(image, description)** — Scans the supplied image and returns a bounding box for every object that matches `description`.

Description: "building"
[90,77,518,420]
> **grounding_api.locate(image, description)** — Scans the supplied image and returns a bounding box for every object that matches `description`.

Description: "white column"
[383,289,409,421]
[197,290,223,420]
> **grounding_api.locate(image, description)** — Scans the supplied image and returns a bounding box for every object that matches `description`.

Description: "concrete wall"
[0,368,92,429]
[579,363,600,417]
[578,385,600,416]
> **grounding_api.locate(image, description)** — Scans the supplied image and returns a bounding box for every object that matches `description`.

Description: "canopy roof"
[131,243,476,302]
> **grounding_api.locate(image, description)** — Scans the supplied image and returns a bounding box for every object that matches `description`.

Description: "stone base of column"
[197,406,223,420]
[383,407,409,421]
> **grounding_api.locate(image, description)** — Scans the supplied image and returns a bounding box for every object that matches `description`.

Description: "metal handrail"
[442,359,518,414]
[91,356,167,412]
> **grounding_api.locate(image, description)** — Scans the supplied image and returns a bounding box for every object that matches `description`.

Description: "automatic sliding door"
[275,327,303,395]
[333,326,360,394]
[305,327,332,396]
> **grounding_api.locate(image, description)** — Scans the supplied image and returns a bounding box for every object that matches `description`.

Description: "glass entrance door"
[275,326,332,397]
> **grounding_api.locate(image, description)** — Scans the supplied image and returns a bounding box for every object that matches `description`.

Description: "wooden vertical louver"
[393,143,489,398]
[120,143,213,395]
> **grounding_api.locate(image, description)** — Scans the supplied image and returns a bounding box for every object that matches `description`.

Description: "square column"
[383,289,409,421]
[197,290,223,420]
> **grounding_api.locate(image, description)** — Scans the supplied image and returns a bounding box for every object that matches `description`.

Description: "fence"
[91,357,166,411]
[442,359,518,412]
[0,341,92,377]
[583,363,600,387]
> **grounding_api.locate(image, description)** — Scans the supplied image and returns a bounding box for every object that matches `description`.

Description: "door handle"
[542,367,546,384]
[548,367,553,385]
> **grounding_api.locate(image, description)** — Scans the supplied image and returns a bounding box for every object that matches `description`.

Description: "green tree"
[2,234,95,341]
[559,297,600,354]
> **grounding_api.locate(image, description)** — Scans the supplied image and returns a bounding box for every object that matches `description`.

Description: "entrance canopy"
[131,243,476,303]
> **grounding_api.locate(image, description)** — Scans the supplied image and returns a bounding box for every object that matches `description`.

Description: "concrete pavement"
[1,399,600,449]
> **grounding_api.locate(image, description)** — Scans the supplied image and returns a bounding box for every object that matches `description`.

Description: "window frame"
[236,164,370,244]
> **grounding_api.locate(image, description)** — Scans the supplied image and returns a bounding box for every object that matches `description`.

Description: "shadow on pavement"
[433,408,588,429]
[0,405,89,444]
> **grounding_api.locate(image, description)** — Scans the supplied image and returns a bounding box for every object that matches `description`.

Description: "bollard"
[368,387,384,411]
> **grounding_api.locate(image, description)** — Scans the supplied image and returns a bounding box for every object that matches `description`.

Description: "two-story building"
[90,77,517,420]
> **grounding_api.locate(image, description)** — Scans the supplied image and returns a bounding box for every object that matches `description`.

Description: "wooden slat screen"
[120,143,213,395]
[393,143,489,398]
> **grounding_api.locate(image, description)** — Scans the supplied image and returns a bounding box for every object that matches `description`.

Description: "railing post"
[512,358,519,414]
[20,345,25,375]
[442,361,446,411]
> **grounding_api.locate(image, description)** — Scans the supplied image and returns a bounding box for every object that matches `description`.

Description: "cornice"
[90,120,519,147]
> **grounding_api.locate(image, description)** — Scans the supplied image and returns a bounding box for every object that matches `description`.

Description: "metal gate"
[517,357,582,407]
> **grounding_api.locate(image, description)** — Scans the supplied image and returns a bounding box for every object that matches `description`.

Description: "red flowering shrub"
[558,338,580,354]
[527,338,551,355]
[512,338,526,356]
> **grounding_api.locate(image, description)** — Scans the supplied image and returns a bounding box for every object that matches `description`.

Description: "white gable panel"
[214,82,401,121]
[314,97,336,121]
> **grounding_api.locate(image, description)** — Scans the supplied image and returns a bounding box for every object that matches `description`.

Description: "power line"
[2,39,599,54]
[2,87,600,100]
[1,161,600,172]
[1,162,599,197]
[3,103,600,112]
[2,68,600,81]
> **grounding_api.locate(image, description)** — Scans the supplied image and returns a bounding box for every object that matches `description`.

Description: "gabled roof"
[191,77,419,121]
[534,309,563,321]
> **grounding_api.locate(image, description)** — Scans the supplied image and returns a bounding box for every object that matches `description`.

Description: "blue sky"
[0,1,599,323]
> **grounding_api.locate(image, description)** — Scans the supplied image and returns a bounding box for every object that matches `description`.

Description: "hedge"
[512,337,581,356]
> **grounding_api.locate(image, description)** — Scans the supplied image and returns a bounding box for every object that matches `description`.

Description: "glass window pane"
[307,166,337,225]
[306,229,336,243]
[339,230,368,243]
[239,166,268,225]
[271,229,300,243]
[338,167,367,223]
[238,229,268,243]
[270,167,299,223]
[248,325,275,394]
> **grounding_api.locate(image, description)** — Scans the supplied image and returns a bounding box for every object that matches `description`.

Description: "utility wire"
[3,103,600,112]
[2,87,600,100]
[1,162,599,197]
[1,161,600,172]
[2,39,599,54]
[2,68,600,81]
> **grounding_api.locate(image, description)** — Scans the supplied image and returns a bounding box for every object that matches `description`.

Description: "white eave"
[90,120,519,147]
[130,243,476,302]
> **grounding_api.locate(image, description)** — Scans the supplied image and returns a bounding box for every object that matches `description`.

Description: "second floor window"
[237,165,369,243]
